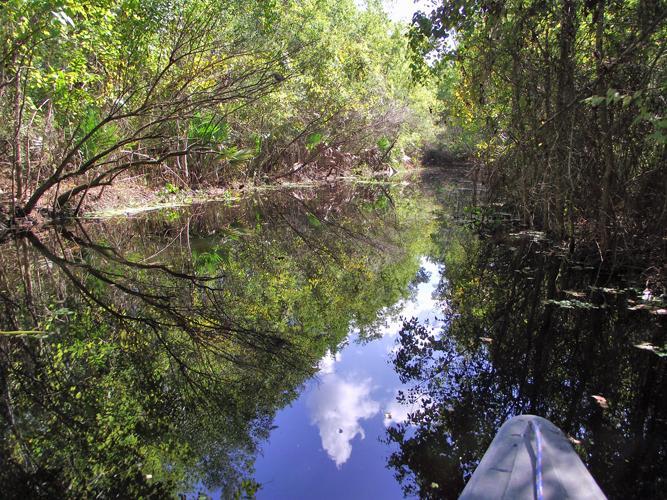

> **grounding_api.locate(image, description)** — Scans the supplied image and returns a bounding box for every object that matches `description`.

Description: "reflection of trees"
[386,225,666,500]
[0,184,433,497]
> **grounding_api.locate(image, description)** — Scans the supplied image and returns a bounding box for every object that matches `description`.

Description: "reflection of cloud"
[383,392,427,427]
[379,259,443,339]
[307,375,379,467]
[317,350,341,375]
[306,258,442,467]
[382,0,432,23]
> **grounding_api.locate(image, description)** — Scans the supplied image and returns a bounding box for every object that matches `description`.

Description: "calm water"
[0,174,664,499]
[251,258,443,500]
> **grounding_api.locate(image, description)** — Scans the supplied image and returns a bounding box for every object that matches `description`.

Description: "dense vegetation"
[0,0,435,222]
[413,0,666,259]
[0,184,435,496]
[3,0,664,267]
[387,213,666,499]
[1,1,665,497]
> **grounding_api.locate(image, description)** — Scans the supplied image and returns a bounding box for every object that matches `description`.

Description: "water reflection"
[305,256,442,469]
[301,258,443,472]
[1,175,663,499]
[385,218,667,499]
[0,182,434,497]
[253,257,444,498]
[307,371,379,467]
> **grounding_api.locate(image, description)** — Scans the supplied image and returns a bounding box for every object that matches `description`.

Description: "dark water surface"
[0,174,664,499]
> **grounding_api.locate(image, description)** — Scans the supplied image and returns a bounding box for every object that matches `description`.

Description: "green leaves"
[306,132,324,151]
[77,108,120,161]
[221,146,256,165]
[582,95,606,107]
[583,89,627,107]
[544,299,602,310]
[306,211,322,228]
[2,0,434,218]
[377,136,391,151]
[189,113,231,145]
[634,342,667,357]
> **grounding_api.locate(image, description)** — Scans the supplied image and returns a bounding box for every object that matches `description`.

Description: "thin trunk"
[12,62,23,216]
[596,0,615,249]
[555,0,577,237]
[543,27,552,120]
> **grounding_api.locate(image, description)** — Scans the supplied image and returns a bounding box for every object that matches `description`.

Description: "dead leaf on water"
[635,342,657,352]
[568,435,582,445]
[509,230,547,241]
[591,395,609,409]
[634,342,667,357]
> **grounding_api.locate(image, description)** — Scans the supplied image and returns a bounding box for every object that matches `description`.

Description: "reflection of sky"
[378,260,443,339]
[254,257,444,499]
[307,373,379,467]
[381,0,433,24]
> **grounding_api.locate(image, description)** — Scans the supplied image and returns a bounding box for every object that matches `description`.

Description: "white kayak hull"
[459,415,606,499]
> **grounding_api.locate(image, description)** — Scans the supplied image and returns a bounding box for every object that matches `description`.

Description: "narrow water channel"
[0,173,664,499]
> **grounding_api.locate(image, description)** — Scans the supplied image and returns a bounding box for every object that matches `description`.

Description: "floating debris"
[591,395,609,409]
[570,265,596,271]
[568,435,583,446]
[508,230,547,241]
[634,342,667,357]
[628,304,667,314]
[544,299,601,310]
[589,286,624,295]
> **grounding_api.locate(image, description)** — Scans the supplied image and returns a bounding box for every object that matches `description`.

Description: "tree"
[386,218,667,499]
[412,0,667,254]
[0,0,438,224]
[0,181,436,496]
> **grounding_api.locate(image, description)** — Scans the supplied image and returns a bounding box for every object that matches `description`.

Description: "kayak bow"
[459,415,606,500]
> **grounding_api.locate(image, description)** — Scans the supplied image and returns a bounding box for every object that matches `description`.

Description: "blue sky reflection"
[254,258,444,498]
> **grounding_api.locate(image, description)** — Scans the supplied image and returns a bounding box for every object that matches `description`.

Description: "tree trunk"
[12,61,23,216]
[555,0,577,237]
[595,0,615,249]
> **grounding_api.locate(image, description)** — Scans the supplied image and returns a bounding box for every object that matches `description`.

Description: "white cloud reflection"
[307,258,443,467]
[307,373,380,467]
[383,392,427,427]
[317,350,341,375]
[379,259,443,339]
